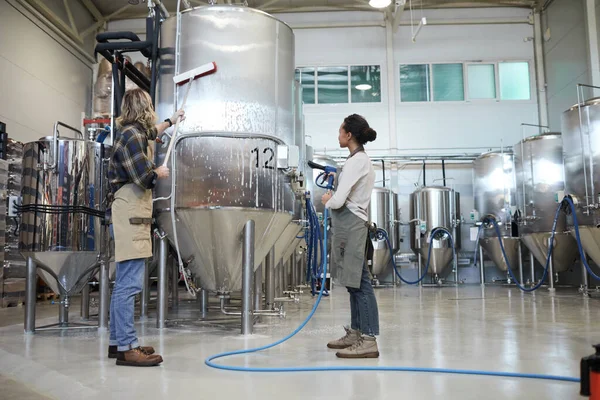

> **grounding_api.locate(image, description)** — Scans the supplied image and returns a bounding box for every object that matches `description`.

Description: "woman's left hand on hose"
[321,191,332,206]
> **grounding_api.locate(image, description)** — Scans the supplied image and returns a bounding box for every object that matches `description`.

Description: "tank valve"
[581,344,600,398]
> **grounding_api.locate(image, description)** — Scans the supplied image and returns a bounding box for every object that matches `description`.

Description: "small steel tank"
[409,186,460,276]
[368,187,399,276]
[562,99,600,267]
[514,133,578,273]
[473,150,519,271]
[19,122,111,297]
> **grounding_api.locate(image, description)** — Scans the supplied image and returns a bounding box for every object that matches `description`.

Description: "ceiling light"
[356,84,372,91]
[369,0,391,8]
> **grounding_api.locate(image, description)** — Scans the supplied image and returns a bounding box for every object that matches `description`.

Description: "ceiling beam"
[78,0,103,21]
[63,0,78,33]
[27,0,82,43]
[256,0,280,10]
[80,4,132,38]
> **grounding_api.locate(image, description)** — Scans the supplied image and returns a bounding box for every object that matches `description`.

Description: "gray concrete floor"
[0,285,596,400]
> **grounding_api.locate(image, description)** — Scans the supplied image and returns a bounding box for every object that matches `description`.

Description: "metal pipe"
[518,240,524,285]
[381,160,386,188]
[422,160,426,186]
[140,260,149,320]
[157,234,168,329]
[265,247,275,310]
[98,261,109,330]
[200,288,209,316]
[80,282,90,320]
[254,263,263,311]
[171,256,179,309]
[442,159,446,187]
[241,220,255,335]
[291,251,298,289]
[24,257,36,333]
[548,236,555,292]
[479,245,485,285]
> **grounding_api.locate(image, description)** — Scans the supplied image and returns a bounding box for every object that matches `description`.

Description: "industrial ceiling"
[76,0,542,21]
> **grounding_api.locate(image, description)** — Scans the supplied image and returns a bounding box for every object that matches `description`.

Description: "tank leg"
[518,240,524,285]
[241,220,255,335]
[479,245,485,286]
[140,260,149,320]
[581,258,590,296]
[59,294,69,326]
[418,253,422,287]
[171,256,179,309]
[157,234,168,329]
[254,263,263,311]
[265,247,275,310]
[80,281,90,321]
[24,257,36,334]
[528,253,535,286]
[98,261,109,330]
[548,236,555,293]
[292,251,298,289]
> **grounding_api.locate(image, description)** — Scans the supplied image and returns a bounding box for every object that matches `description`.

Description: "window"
[400,64,430,102]
[317,67,349,104]
[295,65,382,104]
[499,62,530,100]
[297,67,315,104]
[432,64,464,101]
[351,66,381,103]
[467,64,496,100]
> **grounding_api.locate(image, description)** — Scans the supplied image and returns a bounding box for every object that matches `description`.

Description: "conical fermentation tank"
[368,188,399,276]
[19,123,111,296]
[409,186,460,276]
[473,150,519,272]
[155,6,298,293]
[514,133,578,273]
[562,99,600,267]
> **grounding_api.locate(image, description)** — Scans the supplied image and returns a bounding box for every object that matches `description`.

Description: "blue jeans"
[108,224,146,351]
[348,262,379,336]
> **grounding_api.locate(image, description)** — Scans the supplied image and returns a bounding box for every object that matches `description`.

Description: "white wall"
[0,0,93,143]
[542,0,591,131]
[276,7,537,155]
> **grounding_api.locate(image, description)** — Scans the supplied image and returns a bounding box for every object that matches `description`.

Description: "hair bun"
[363,127,377,143]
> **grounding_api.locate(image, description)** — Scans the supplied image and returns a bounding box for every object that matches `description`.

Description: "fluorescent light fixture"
[369,0,391,8]
[355,84,372,91]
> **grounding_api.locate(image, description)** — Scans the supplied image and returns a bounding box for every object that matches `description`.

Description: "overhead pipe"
[288,17,530,30]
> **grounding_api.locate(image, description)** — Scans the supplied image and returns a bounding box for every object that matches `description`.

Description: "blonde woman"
[107,88,183,367]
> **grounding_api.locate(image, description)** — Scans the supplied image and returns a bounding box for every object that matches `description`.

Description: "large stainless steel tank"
[306,154,338,214]
[473,150,519,272]
[514,133,578,272]
[562,99,600,266]
[409,186,460,275]
[156,6,297,293]
[369,187,399,276]
[19,124,111,296]
[273,81,306,270]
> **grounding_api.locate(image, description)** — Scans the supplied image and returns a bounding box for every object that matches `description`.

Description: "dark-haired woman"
[321,114,379,359]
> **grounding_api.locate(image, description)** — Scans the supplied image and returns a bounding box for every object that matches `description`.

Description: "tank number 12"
[251,147,275,170]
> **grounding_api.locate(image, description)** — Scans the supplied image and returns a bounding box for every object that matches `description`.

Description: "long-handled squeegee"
[162,62,217,166]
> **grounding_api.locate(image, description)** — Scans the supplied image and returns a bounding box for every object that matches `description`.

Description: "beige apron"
[112,142,154,262]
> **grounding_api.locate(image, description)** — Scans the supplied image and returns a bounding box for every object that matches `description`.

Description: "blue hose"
[379,227,455,285]
[205,206,578,383]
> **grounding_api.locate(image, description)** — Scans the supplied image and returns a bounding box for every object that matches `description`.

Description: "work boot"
[335,336,379,359]
[327,326,361,349]
[116,347,163,367]
[108,345,155,359]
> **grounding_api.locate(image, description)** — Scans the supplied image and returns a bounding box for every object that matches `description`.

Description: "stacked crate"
[1,137,25,307]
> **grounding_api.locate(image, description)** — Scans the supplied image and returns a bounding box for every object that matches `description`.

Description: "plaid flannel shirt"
[108,123,157,200]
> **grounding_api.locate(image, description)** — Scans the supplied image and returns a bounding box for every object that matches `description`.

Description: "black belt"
[129,217,152,225]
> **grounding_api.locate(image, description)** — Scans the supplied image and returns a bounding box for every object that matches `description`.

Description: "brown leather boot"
[108,345,155,359]
[116,347,163,367]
